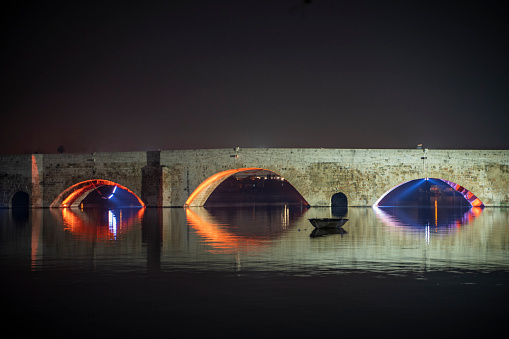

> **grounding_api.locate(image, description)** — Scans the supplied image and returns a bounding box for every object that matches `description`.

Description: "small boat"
[308,218,348,229]
[310,227,348,238]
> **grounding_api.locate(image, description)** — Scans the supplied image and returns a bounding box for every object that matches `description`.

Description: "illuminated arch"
[50,179,145,208]
[185,168,308,207]
[373,178,484,208]
[439,179,484,207]
[373,180,420,206]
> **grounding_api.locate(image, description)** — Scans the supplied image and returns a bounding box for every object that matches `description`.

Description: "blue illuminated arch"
[373,178,484,208]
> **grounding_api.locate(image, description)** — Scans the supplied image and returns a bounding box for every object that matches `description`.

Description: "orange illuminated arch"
[185,168,308,207]
[50,179,145,208]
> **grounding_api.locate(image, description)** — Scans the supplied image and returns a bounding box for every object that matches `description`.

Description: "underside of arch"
[185,168,308,207]
[51,179,145,208]
[373,178,484,208]
[439,179,484,207]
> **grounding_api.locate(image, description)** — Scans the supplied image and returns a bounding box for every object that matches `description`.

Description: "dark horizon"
[2,1,508,155]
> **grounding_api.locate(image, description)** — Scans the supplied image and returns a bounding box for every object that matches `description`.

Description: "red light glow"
[439,179,484,208]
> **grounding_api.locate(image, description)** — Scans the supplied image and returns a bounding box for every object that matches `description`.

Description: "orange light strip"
[439,179,484,208]
[435,199,438,227]
[61,184,93,207]
[185,168,259,206]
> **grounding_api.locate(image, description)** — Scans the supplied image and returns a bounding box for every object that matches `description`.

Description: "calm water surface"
[2,206,508,337]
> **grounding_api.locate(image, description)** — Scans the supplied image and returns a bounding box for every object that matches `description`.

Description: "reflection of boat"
[310,227,347,238]
[308,218,348,229]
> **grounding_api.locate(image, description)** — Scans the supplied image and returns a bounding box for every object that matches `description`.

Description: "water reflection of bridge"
[17,205,509,275]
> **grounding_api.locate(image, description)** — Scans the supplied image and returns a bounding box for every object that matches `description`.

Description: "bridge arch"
[331,192,348,207]
[11,190,29,209]
[50,179,145,208]
[373,178,484,208]
[185,168,309,207]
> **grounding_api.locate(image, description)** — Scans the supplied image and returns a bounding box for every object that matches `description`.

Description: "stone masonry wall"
[41,152,150,207]
[1,148,508,207]
[160,148,509,207]
[0,155,33,208]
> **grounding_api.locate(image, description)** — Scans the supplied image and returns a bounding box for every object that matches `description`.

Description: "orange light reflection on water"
[61,207,145,242]
[185,208,266,254]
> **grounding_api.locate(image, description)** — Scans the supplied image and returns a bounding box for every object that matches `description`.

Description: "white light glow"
[109,210,117,239]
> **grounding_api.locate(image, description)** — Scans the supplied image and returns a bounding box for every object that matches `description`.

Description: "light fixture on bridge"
[230,147,240,158]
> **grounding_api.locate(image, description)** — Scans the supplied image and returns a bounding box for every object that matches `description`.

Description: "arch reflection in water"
[186,205,304,254]
[373,205,483,233]
[3,207,506,276]
[57,207,145,242]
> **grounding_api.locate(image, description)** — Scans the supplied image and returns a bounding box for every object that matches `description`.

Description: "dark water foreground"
[1,206,508,338]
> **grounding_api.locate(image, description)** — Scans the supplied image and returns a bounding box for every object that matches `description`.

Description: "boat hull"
[308,218,348,229]
[310,227,348,238]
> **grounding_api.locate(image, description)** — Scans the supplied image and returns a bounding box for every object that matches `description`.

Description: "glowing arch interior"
[373,178,484,207]
[52,179,145,208]
[373,180,413,206]
[185,168,308,207]
[439,179,484,207]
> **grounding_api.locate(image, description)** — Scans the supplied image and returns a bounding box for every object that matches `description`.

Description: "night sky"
[2,1,508,155]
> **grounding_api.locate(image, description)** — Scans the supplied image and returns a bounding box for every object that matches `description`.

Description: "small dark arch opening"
[331,192,348,207]
[331,192,348,217]
[12,191,29,209]
[11,191,29,221]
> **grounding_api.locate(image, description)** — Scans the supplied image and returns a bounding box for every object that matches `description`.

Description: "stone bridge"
[1,148,508,208]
